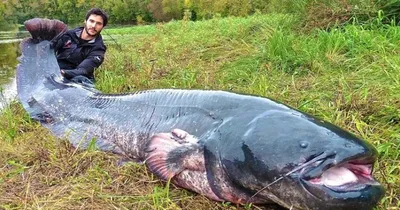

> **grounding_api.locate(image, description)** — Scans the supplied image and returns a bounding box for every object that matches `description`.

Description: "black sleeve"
[52,33,68,52]
[71,46,106,78]
[62,68,87,79]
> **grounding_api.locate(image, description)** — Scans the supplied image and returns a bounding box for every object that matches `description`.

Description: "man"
[52,8,108,85]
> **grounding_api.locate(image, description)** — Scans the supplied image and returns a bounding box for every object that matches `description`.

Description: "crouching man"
[52,8,108,86]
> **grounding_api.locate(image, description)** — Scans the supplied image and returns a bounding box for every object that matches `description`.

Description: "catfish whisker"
[249,151,336,201]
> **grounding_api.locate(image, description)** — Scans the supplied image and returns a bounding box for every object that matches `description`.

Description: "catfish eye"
[300,141,309,148]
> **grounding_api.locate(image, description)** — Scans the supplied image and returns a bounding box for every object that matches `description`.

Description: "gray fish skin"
[17,19,385,210]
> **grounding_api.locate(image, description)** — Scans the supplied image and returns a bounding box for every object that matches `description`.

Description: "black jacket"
[53,27,106,81]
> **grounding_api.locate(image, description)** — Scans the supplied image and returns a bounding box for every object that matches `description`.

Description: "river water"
[0,30,29,108]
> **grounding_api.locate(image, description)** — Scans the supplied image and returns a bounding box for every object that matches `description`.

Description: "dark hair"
[85,8,109,27]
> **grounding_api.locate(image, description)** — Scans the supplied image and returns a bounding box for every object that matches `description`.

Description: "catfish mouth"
[301,154,381,193]
[305,160,376,191]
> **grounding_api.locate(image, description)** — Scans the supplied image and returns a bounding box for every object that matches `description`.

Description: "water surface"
[0,31,28,108]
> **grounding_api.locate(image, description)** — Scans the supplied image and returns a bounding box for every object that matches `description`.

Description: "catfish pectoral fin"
[145,129,201,180]
[145,129,222,201]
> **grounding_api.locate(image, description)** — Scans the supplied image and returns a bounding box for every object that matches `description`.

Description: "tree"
[162,0,184,20]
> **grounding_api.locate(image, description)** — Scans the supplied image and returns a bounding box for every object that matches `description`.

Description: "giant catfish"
[16,18,385,210]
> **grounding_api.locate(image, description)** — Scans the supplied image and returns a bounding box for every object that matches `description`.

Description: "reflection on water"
[0,30,29,40]
[0,77,16,109]
[0,41,20,82]
[0,31,25,108]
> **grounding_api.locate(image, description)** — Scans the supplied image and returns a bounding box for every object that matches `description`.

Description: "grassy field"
[0,13,399,209]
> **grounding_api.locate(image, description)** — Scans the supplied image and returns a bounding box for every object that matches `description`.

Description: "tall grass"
[0,13,399,209]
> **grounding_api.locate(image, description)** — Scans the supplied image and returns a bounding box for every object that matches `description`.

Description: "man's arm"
[52,34,67,52]
[61,46,105,79]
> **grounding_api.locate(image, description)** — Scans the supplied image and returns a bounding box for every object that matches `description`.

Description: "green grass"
[1,13,399,209]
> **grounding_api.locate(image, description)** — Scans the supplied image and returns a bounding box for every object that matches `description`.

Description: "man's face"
[84,14,104,37]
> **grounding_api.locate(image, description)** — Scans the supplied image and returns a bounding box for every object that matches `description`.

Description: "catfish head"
[212,109,385,210]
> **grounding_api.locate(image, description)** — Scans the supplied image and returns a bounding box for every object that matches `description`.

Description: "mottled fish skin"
[17,36,289,159]
[17,18,385,210]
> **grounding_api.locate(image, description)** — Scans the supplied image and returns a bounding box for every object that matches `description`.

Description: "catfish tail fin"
[17,18,67,111]
[24,18,67,42]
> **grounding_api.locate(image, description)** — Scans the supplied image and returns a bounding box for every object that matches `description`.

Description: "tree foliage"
[0,0,395,27]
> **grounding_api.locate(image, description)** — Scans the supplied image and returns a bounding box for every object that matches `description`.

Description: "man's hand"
[60,69,82,80]
[60,69,71,79]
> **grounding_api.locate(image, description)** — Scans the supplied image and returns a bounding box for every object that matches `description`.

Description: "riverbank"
[1,14,399,209]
